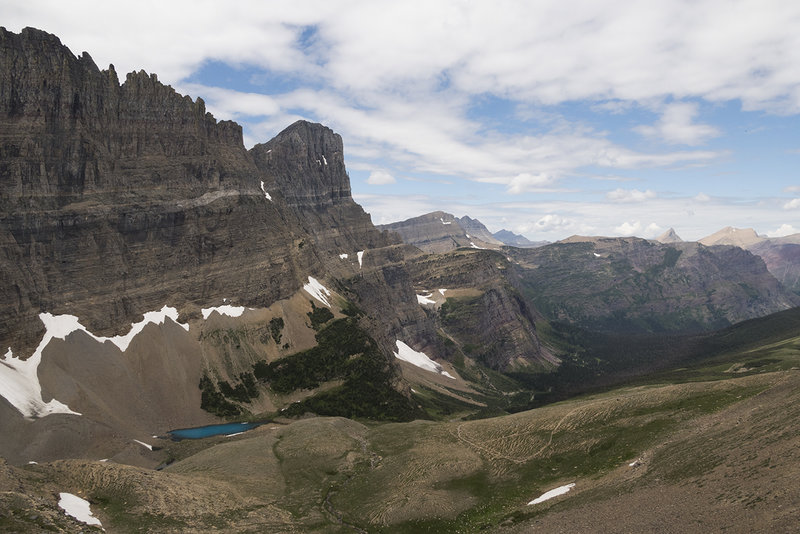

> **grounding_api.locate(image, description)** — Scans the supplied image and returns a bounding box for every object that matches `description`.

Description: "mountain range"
[1,27,799,533]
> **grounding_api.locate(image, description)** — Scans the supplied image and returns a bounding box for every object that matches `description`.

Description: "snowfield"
[303,276,332,307]
[133,439,153,451]
[394,341,455,379]
[259,180,273,201]
[416,293,436,305]
[528,483,576,505]
[58,492,103,527]
[0,306,187,418]
[201,305,246,320]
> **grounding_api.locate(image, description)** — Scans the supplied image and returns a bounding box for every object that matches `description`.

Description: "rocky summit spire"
[656,228,683,244]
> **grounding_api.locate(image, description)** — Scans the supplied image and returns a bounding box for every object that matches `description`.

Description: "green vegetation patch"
[255,317,423,421]
[307,301,334,330]
[268,317,284,344]
[199,374,242,417]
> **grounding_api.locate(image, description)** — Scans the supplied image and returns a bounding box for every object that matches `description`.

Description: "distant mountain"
[507,236,800,333]
[699,226,764,247]
[493,229,548,248]
[698,227,800,293]
[655,227,683,244]
[378,211,503,253]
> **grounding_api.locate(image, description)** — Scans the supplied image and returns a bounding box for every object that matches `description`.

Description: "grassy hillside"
[2,308,798,532]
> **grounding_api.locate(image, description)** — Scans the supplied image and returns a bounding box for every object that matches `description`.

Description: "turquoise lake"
[168,422,260,440]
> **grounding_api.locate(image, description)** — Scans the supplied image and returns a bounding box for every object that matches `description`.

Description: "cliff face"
[0,27,247,208]
[407,249,555,370]
[0,27,415,358]
[0,28,448,461]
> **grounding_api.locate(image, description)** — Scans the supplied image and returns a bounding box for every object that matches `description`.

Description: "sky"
[5,0,800,242]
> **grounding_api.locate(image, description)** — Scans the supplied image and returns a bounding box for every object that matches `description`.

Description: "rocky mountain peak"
[699,226,763,247]
[251,120,350,209]
[656,227,683,244]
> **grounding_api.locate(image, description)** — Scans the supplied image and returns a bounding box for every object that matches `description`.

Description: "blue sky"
[7,0,800,241]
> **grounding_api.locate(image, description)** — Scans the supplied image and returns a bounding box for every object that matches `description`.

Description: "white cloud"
[606,188,656,202]
[366,170,396,185]
[784,185,800,192]
[634,102,720,145]
[9,1,800,113]
[767,224,798,237]
[783,198,800,209]
[694,192,711,202]
[535,214,574,231]
[614,221,642,236]
[176,84,280,118]
[644,222,663,238]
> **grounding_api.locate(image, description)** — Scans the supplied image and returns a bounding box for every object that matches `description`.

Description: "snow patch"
[394,341,455,379]
[59,493,103,528]
[439,289,448,295]
[465,233,471,238]
[416,293,436,305]
[133,439,153,451]
[260,180,273,201]
[0,307,186,419]
[339,253,349,259]
[322,154,328,165]
[528,483,575,505]
[303,277,332,307]
[357,250,364,268]
[593,252,602,257]
[201,305,246,320]
[470,242,486,250]
[440,217,452,225]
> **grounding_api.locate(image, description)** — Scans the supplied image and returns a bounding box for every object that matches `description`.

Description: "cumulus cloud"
[767,224,798,237]
[535,214,574,231]
[612,221,661,237]
[783,198,800,209]
[634,102,720,145]
[606,188,657,202]
[9,1,800,113]
[366,170,396,185]
[694,192,711,202]
[644,223,663,238]
[614,221,642,236]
